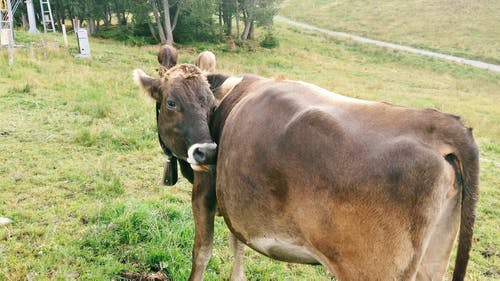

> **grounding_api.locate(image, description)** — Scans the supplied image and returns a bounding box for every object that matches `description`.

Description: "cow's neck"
[209,75,263,144]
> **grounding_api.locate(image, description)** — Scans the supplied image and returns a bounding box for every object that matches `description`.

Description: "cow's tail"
[451,128,480,281]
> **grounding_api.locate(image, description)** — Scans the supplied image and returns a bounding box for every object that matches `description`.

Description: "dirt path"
[276,16,500,73]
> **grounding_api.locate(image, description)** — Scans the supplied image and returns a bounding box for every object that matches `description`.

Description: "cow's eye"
[166,100,177,110]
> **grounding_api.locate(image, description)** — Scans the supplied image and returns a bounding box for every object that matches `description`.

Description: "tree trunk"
[54,14,62,31]
[148,22,159,42]
[73,18,80,34]
[172,3,180,31]
[52,0,64,32]
[22,13,28,30]
[241,0,256,40]
[150,0,167,44]
[121,11,127,26]
[103,5,111,27]
[68,4,75,31]
[114,1,122,30]
[222,0,233,36]
[218,2,222,28]
[235,0,240,38]
[89,18,96,35]
[248,20,254,40]
[162,0,174,45]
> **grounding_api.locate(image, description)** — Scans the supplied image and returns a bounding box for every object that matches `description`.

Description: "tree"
[240,0,256,40]
[162,0,174,45]
[221,0,237,36]
[169,0,219,43]
[150,0,167,43]
[28,0,280,45]
[218,0,281,41]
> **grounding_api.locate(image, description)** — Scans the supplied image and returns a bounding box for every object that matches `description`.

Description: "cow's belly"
[248,237,320,264]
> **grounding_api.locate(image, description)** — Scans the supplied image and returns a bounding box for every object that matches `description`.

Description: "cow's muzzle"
[187,142,217,171]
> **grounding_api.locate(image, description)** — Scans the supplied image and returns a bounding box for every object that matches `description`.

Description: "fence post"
[62,24,68,47]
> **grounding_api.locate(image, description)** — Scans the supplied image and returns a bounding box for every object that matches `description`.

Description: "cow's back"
[196,51,216,73]
[216,79,447,200]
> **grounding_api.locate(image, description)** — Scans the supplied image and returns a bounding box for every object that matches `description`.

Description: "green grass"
[280,0,500,65]
[0,22,498,280]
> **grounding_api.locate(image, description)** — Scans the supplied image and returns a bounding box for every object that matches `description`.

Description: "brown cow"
[155,44,180,184]
[157,44,178,69]
[135,65,247,280]
[195,51,216,73]
[133,64,479,281]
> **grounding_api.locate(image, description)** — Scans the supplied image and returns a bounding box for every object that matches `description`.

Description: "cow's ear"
[133,69,162,102]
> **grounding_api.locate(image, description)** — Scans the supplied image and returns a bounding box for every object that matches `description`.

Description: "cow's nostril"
[188,142,218,165]
[193,147,206,163]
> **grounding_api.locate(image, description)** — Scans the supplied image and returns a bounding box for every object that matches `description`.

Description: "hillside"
[280,0,500,65]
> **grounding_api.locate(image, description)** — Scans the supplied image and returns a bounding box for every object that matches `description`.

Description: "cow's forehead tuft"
[161,64,210,96]
[166,64,203,80]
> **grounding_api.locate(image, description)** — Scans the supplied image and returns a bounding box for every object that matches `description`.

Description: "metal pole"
[8,28,14,67]
[7,0,13,43]
[1,0,15,46]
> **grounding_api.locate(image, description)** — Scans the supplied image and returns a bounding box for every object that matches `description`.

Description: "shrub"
[260,30,279,49]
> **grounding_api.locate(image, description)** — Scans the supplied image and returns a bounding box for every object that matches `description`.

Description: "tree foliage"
[12,0,281,45]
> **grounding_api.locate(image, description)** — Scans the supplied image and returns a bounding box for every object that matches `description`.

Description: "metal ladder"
[0,0,14,46]
[11,0,20,14]
[40,0,55,33]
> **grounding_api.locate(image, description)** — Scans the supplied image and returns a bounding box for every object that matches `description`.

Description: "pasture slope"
[1,20,499,281]
[280,0,500,65]
[274,15,500,73]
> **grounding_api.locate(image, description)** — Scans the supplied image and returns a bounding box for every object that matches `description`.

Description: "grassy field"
[280,0,500,65]
[0,21,499,281]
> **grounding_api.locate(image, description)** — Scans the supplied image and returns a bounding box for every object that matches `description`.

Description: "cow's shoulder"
[209,75,266,142]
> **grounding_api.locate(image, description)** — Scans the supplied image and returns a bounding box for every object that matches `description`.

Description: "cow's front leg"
[188,170,217,281]
[229,232,247,281]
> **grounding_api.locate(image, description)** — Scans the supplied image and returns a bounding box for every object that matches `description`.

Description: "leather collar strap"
[156,102,178,185]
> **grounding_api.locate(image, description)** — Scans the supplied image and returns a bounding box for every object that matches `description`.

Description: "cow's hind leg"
[229,232,247,281]
[189,171,217,281]
[416,177,462,280]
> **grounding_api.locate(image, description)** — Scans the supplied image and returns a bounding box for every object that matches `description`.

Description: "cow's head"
[133,64,217,171]
[157,44,178,69]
